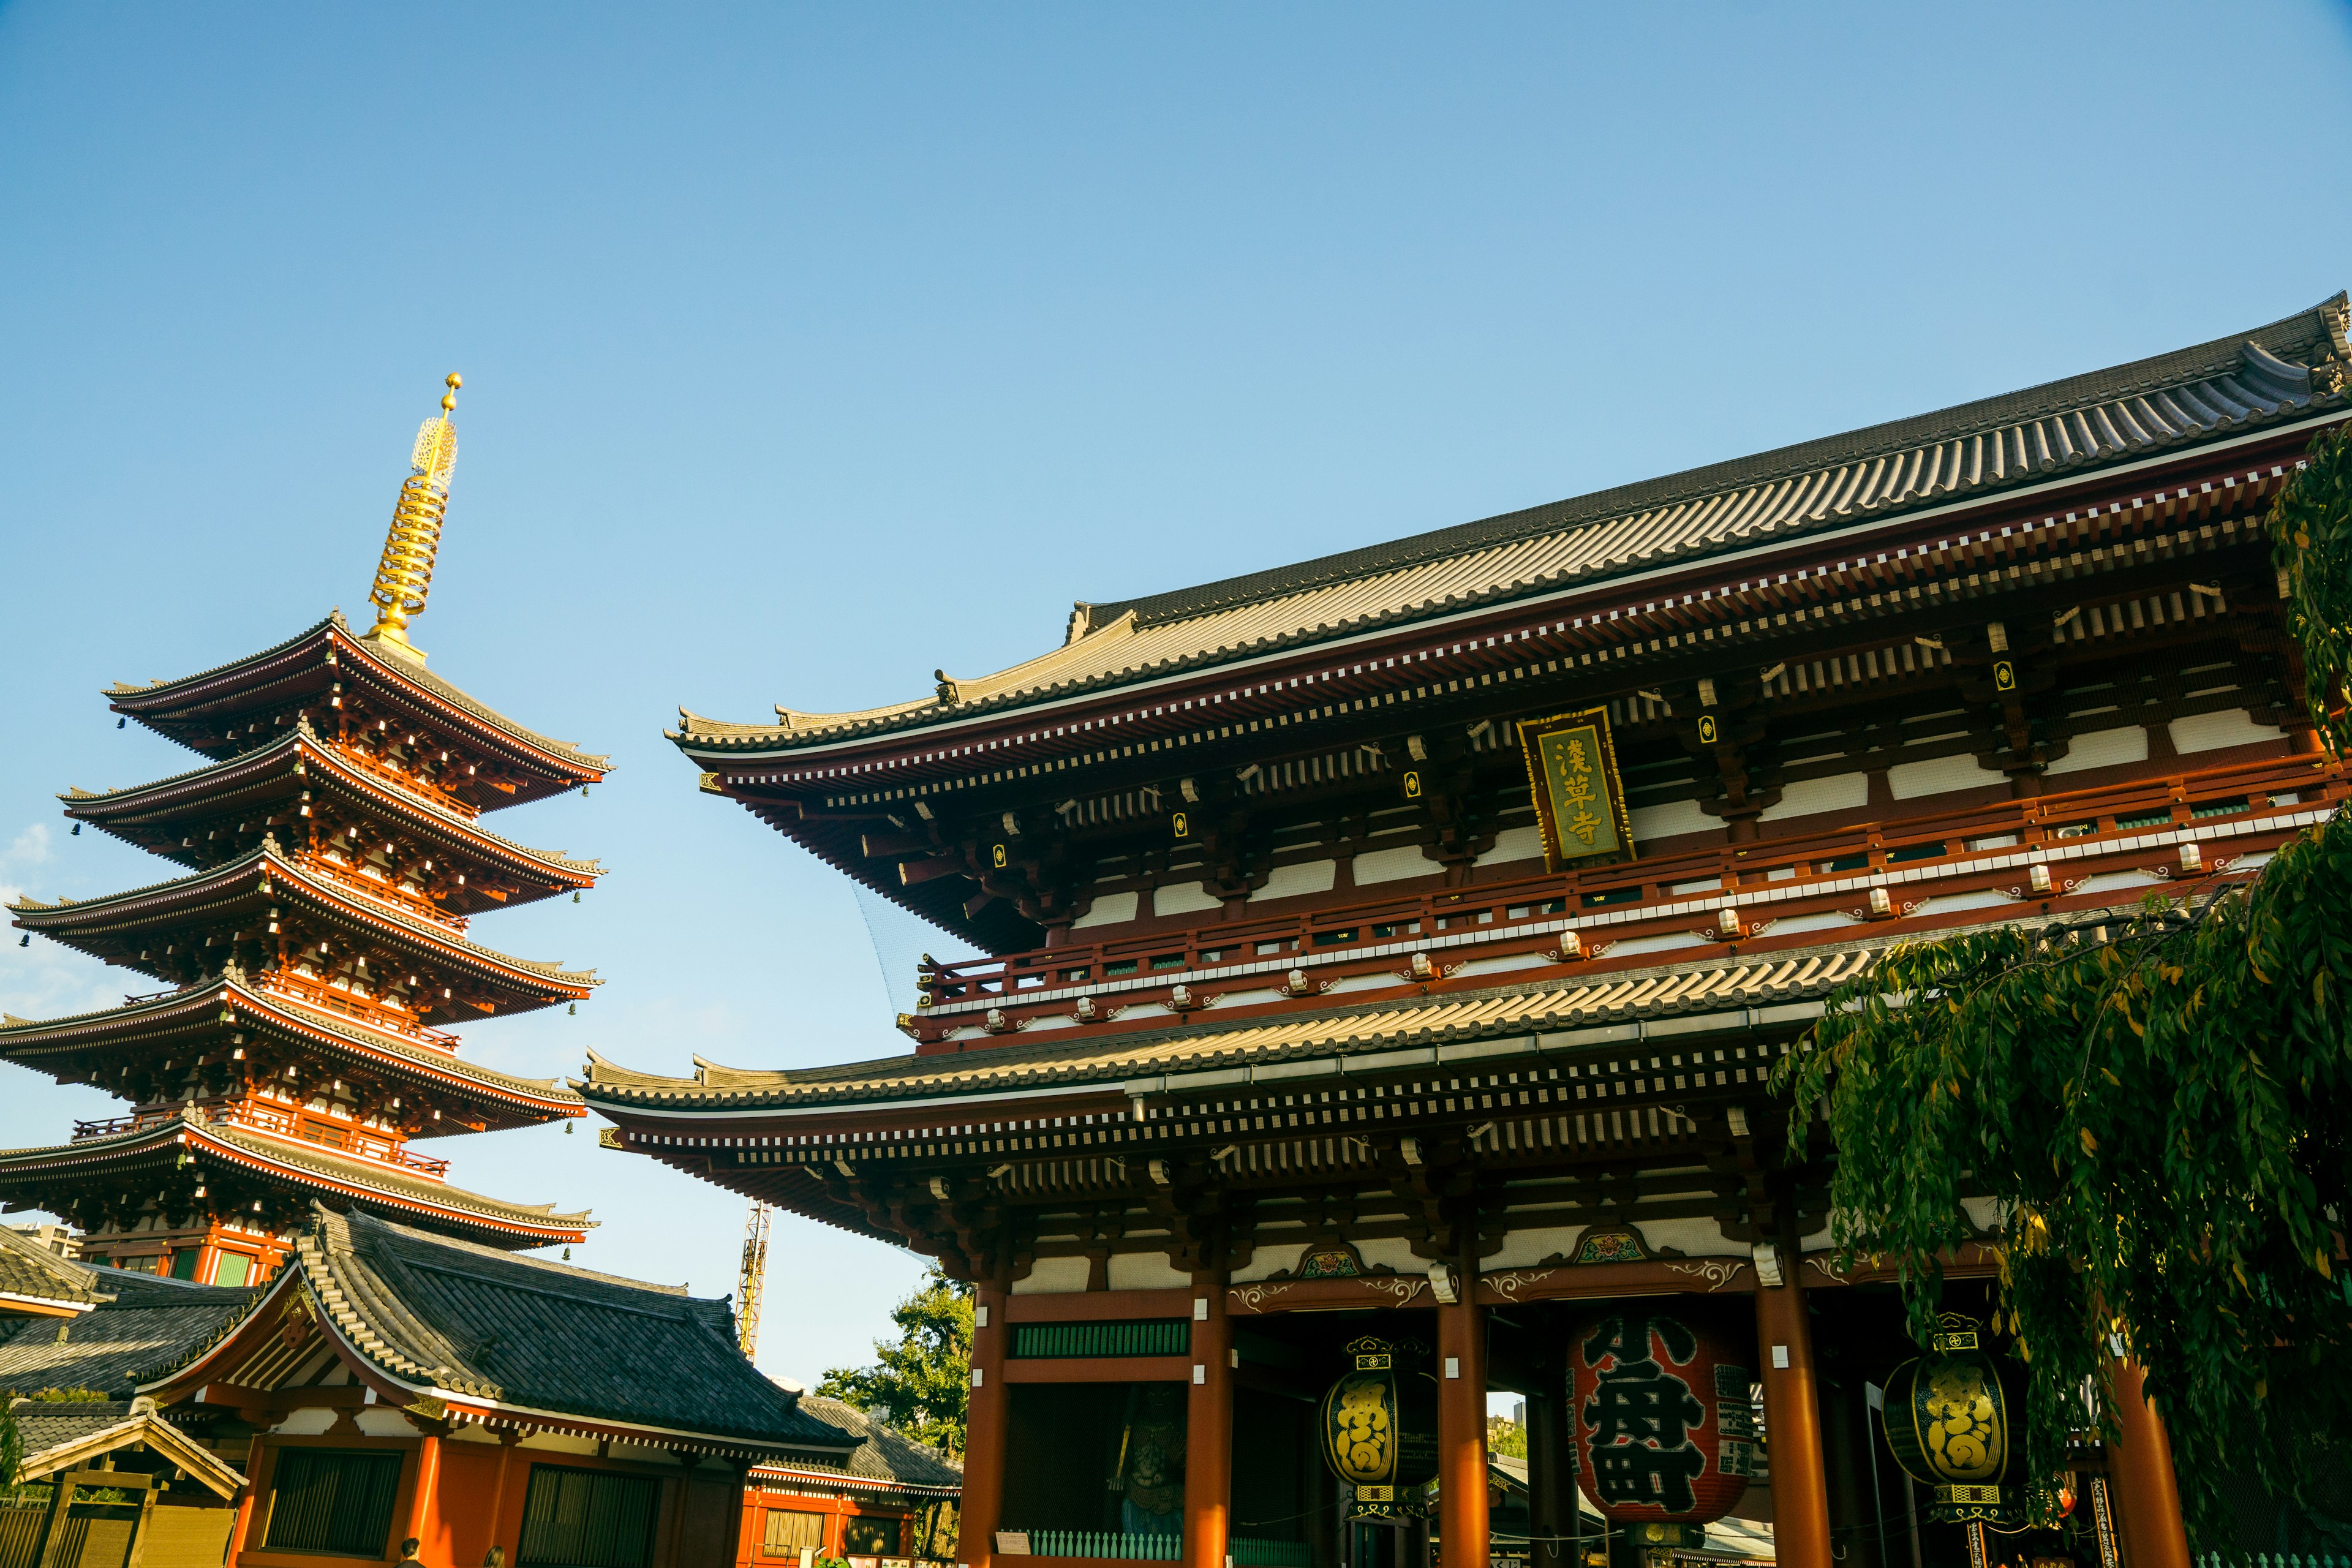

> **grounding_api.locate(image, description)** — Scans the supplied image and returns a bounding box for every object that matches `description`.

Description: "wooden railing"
[258,972,462,1050]
[918,752,2343,1017]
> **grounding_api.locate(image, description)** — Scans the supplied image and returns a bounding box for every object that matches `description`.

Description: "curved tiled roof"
[0,1114,593,1244]
[578,937,1888,1114]
[7,842,601,995]
[0,972,584,1120]
[294,1207,857,1455]
[0,1224,103,1311]
[111,612,612,776]
[61,723,603,881]
[0,1273,263,1395]
[678,293,2350,753]
[788,1393,963,1488]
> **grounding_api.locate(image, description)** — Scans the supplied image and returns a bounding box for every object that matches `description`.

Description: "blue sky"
[4,3,2350,1392]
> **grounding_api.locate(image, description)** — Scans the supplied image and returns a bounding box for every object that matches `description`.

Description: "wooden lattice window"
[519,1465,662,1568]
[263,1447,403,1556]
[763,1510,829,1556]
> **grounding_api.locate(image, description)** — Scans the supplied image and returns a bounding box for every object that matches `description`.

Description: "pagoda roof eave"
[7,845,600,1008]
[673,293,2351,758]
[59,724,603,889]
[0,976,585,1126]
[0,1115,593,1248]
[107,612,612,791]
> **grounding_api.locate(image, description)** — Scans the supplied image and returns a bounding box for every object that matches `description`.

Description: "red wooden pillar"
[405,1431,444,1561]
[2106,1359,2191,1568]
[1434,1257,1487,1568]
[1185,1271,1234,1568]
[961,1282,1012,1568]
[1753,1256,1831,1568]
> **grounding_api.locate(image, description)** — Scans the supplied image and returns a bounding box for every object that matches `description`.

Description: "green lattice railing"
[1009,1320,1189,1359]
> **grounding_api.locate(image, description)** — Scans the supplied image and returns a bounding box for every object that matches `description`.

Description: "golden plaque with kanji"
[1516,707,1635,872]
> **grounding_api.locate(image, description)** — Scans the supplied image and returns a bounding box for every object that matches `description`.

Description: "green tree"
[1485,1414,1528,1459]
[1776,423,2352,1547]
[818,1265,974,1459]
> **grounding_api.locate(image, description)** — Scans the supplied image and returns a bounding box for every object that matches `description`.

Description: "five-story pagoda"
[1,375,605,1286]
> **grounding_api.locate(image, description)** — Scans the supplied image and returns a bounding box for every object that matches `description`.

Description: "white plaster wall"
[1450,952,1553,979]
[1108,1253,1191,1291]
[356,1408,418,1438]
[2171,709,2282,753]
[271,1408,341,1436]
[1606,932,1708,958]
[1155,883,1224,916]
[1760,774,1870,822]
[1231,1243,1307,1284]
[2046,726,2149,775]
[1482,1226,1584,1271]
[1020,1015,1079,1033]
[1764,911,1862,936]
[1635,1217,1743,1257]
[1117,1002,1176,1022]
[1472,826,1545,868]
[1074,892,1139,929]
[1629,799,1713,842]
[1014,1256,1092,1295]
[1324,973,1403,995]
[1888,752,2002,799]
[1210,989,1286,1009]
[1352,844,1436,885]
[1251,861,1336,902]
[519,1432,601,1455]
[448,1424,499,1446]
[1354,1237,1427,1275]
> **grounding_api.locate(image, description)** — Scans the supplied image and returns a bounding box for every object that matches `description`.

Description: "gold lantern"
[1317,1336,1438,1521]
[1880,1314,2025,1523]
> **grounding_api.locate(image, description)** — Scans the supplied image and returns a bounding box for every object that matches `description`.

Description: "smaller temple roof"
[9,1398,249,1498]
[0,1270,262,1396]
[0,1225,104,1316]
[789,1392,964,1491]
[287,1207,856,1457]
[108,612,609,801]
[676,292,2351,754]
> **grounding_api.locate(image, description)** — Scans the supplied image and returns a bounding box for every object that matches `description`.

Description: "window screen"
[843,1518,900,1556]
[213,1253,253,1287]
[763,1510,828,1555]
[170,1249,200,1280]
[519,1465,662,1568]
[263,1447,403,1556]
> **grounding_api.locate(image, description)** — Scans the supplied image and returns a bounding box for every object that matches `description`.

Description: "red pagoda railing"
[72,1105,450,1180]
[294,850,469,933]
[258,973,462,1050]
[918,751,2345,1013]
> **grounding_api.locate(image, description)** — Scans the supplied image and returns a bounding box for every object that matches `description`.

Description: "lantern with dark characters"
[1880,1313,2025,1524]
[1570,1308,1756,1528]
[1316,1335,1439,1522]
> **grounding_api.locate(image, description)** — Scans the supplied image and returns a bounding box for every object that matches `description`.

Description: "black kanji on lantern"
[1579,1310,1712,1513]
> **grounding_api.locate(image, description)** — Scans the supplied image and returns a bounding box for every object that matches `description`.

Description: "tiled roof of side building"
[108,612,612,775]
[0,1272,265,1396]
[0,1224,104,1311]
[294,1207,861,1457]
[790,1392,965,1488]
[677,293,2350,752]
[579,938,1892,1114]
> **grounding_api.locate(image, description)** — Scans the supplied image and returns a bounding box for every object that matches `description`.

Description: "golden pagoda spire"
[363,372,462,662]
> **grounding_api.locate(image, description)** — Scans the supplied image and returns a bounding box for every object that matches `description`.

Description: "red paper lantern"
[1570,1308,1757,1525]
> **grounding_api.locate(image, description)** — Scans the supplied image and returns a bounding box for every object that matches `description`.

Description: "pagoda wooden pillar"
[1434,1254,1487,1568]
[1185,1270,1234,1568]
[963,1281,1012,1568]
[1753,1250,1831,1568]
[2105,1359,2190,1568]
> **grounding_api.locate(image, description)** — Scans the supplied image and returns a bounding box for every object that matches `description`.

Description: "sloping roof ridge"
[1093,293,2350,628]
[349,632,614,774]
[107,614,344,702]
[59,726,306,805]
[0,1223,104,1305]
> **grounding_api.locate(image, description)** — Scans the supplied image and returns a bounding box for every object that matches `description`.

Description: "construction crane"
[737,1200,773,1357]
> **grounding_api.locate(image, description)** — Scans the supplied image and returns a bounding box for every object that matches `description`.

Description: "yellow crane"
[737,1199,773,1356]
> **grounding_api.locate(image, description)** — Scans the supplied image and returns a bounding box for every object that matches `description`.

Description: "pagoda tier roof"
[577,934,1893,1120]
[675,292,2350,756]
[0,1112,592,1249]
[107,612,609,809]
[8,841,598,1022]
[145,1206,858,1463]
[0,970,585,1134]
[61,721,600,913]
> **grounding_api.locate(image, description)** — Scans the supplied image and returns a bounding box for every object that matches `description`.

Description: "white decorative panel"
[1473,826,1546,867]
[1013,1256,1092,1295]
[1251,861,1337,902]
[1108,1253,1192,1291]
[1627,799,1714,842]
[2169,709,2283,754]
[1352,843,1437,885]
[1072,891,1138,929]
[1153,882,1224,916]
[1760,774,1871,822]
[2046,726,2149,775]
[1888,752,2002,800]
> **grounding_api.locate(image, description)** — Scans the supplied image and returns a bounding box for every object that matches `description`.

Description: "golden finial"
[363,372,462,661]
